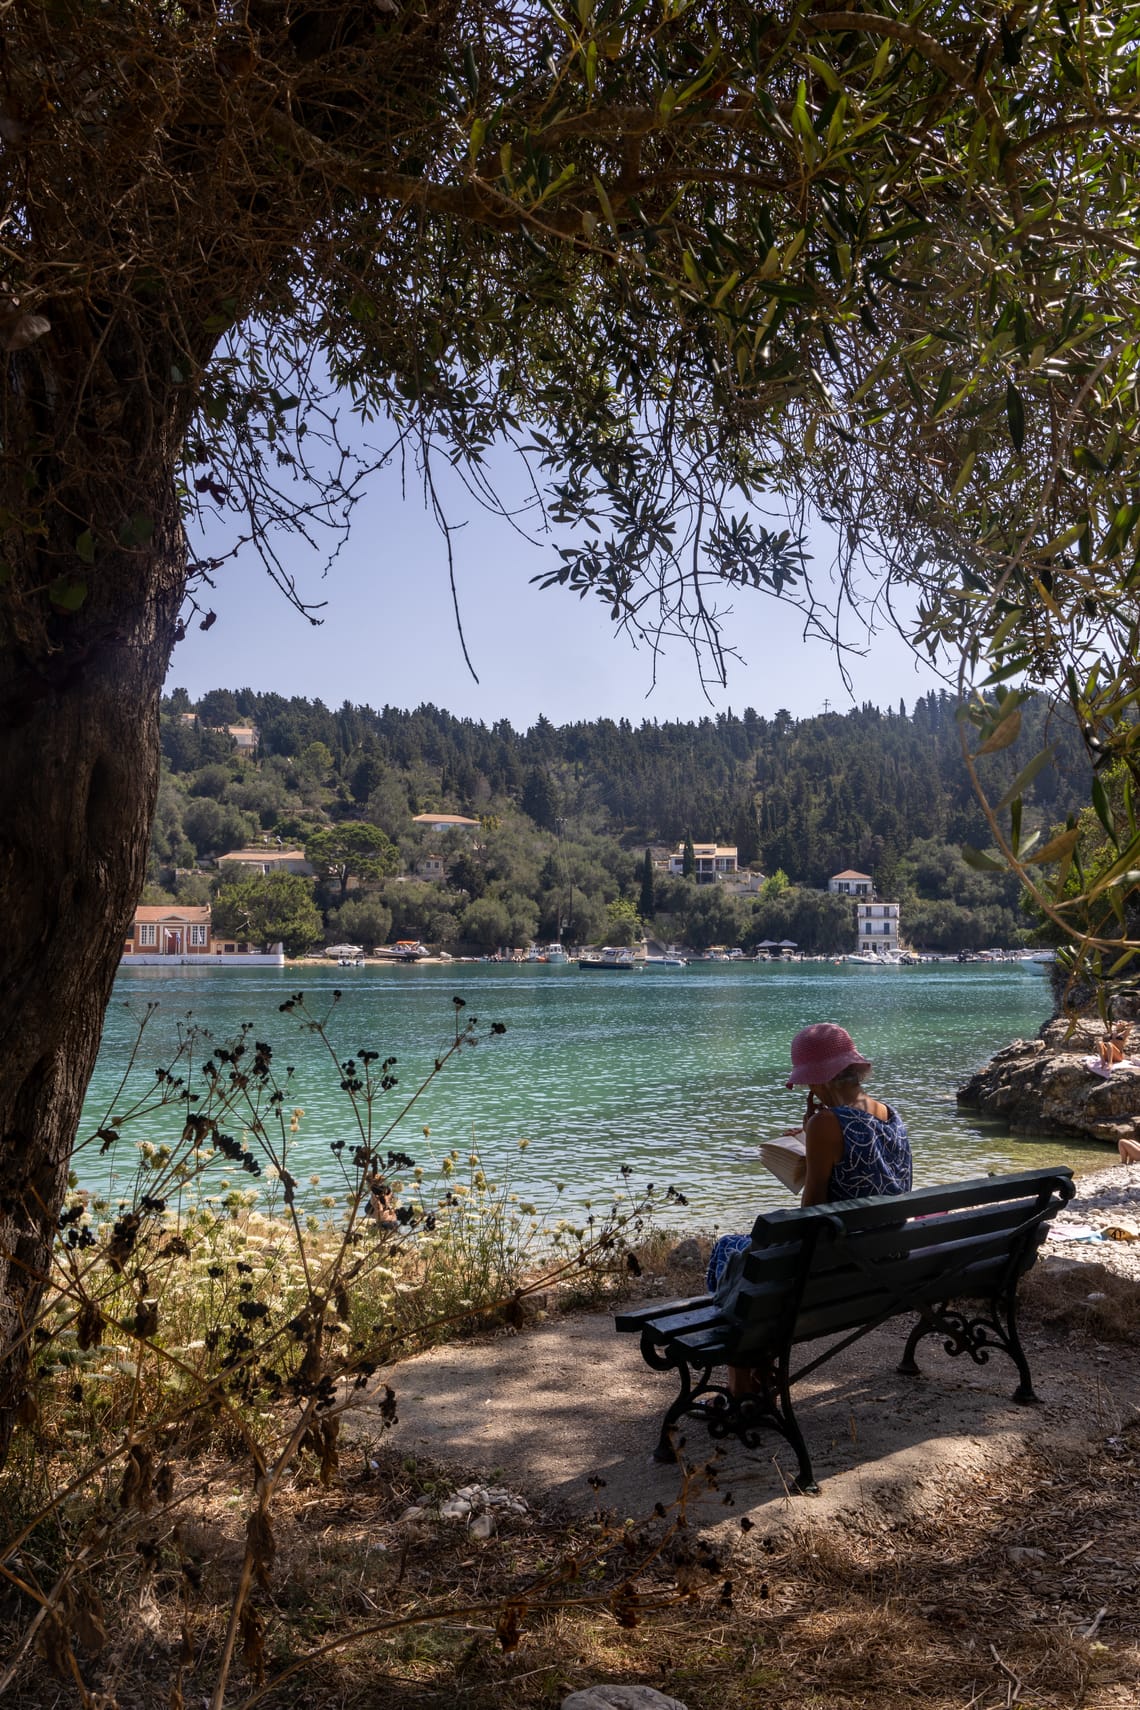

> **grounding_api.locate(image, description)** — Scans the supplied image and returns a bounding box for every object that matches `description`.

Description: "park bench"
[615,1168,1076,1493]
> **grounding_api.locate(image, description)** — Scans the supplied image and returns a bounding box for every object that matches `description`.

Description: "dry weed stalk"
[0,992,681,1705]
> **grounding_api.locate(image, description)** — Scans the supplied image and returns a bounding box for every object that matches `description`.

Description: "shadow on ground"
[367,1299,1139,1535]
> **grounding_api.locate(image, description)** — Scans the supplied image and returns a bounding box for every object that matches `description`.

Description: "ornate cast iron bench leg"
[643,1339,817,1490]
[640,1331,720,1464]
[703,1355,819,1494]
[898,1290,1039,1404]
[651,1362,702,1464]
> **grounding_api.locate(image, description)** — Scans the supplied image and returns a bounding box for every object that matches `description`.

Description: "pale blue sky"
[168,447,949,728]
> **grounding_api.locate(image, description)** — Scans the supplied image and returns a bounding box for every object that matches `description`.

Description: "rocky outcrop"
[958,1017,1140,1147]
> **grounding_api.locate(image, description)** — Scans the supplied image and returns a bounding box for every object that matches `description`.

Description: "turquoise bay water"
[81,960,1095,1230]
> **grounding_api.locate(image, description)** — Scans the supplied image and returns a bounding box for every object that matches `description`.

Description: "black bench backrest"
[723,1169,1075,1363]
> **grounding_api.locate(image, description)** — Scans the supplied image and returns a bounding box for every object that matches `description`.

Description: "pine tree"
[521,767,559,830]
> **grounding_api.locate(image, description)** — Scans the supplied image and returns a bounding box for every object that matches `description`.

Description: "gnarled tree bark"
[0,447,185,1460]
[0,0,460,1465]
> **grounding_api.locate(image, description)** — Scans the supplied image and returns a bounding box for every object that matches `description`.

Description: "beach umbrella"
[777,939,798,948]
[756,939,778,948]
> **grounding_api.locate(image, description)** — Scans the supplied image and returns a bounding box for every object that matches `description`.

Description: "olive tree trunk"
[0,470,185,1463]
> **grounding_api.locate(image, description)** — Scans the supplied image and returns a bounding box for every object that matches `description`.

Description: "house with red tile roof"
[121,905,284,965]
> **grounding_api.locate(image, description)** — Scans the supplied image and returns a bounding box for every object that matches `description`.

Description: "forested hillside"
[150,688,1091,956]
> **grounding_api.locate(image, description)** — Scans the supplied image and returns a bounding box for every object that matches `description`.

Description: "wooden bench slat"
[747,1171,1071,1239]
[794,1197,1053,1272]
[668,1326,735,1358]
[614,1294,711,1333]
[797,1226,1047,1315]
[637,1305,737,1339]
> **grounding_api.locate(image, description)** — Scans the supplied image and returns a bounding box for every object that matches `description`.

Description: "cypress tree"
[683,832,696,878]
[639,848,656,920]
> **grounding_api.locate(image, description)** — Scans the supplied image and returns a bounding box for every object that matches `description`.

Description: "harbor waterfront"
[81,959,1093,1229]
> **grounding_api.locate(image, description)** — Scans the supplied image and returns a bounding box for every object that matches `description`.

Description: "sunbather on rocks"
[1086,1021,1132,1078]
[1098,1021,1130,1067]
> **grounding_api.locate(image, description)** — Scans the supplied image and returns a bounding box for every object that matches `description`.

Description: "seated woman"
[708,1022,912,1397]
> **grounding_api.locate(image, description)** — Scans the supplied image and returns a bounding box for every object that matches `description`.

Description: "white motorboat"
[578,945,637,970]
[374,940,430,962]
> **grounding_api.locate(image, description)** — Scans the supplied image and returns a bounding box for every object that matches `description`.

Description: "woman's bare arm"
[801,1108,844,1207]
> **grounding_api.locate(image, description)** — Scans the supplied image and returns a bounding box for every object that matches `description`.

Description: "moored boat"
[578,945,637,970]
[324,942,364,961]
[375,940,430,962]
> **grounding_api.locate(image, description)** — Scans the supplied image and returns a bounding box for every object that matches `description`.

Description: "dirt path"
[371,1276,1139,1539]
[364,1165,1140,1539]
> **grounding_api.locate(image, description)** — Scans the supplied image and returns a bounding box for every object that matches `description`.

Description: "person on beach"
[707,1022,912,1396]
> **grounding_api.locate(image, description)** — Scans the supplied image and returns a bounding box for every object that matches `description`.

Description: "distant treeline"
[150,687,1091,955]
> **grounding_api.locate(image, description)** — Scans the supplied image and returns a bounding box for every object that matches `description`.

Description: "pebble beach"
[1048,1158,1140,1280]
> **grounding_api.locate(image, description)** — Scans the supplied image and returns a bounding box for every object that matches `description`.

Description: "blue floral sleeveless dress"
[706,1104,912,1291]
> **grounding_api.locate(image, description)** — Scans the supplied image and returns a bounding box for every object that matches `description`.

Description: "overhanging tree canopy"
[4,0,1140,1449]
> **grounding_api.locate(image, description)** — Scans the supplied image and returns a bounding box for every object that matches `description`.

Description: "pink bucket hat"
[786,1023,871,1088]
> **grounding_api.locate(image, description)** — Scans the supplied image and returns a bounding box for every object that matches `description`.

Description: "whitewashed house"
[667,842,738,884]
[855,899,901,955]
[829,869,874,897]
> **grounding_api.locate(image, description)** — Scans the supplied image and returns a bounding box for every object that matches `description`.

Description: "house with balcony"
[829,869,874,897]
[122,905,284,965]
[227,725,259,756]
[667,842,738,884]
[855,899,901,955]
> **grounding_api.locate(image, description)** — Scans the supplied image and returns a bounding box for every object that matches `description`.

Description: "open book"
[758,1130,807,1193]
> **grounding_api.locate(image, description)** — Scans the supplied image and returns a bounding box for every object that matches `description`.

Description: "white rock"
[398,1506,426,1524]
[469,1512,496,1540]
[439,1497,472,1520]
[562,1689,688,1710]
